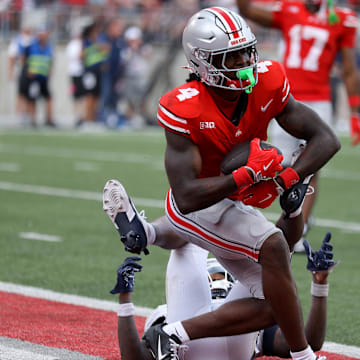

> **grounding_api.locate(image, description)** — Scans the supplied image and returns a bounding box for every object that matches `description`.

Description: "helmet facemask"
[193,43,259,92]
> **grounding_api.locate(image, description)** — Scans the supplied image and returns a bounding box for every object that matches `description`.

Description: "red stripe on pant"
[166,189,259,261]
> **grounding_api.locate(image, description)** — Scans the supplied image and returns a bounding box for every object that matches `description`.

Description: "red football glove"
[245,138,283,182]
[241,179,284,209]
[350,113,360,146]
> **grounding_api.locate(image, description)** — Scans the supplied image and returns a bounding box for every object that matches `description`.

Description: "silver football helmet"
[182,7,258,91]
[207,258,235,299]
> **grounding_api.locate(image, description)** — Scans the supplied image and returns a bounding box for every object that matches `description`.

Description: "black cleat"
[143,324,182,360]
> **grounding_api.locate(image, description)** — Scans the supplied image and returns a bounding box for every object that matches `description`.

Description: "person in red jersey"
[237,0,360,251]
[104,7,340,360]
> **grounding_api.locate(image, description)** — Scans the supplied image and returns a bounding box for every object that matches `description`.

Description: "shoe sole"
[103,179,136,230]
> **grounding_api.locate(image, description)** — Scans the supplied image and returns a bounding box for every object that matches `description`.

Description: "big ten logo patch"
[200,122,216,129]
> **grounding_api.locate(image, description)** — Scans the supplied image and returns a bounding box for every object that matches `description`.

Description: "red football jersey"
[272,1,357,101]
[157,60,290,179]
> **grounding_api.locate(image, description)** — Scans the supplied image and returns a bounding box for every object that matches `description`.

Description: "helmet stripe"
[207,7,240,39]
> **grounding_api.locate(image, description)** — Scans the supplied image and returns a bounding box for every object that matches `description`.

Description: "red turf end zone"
[0,291,357,360]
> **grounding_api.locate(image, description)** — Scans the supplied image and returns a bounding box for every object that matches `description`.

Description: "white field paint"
[19,232,62,242]
[0,181,359,233]
[0,162,20,172]
[0,143,164,168]
[0,281,359,358]
[73,162,99,172]
[0,346,60,360]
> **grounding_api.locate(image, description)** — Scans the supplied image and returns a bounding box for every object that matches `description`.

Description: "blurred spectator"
[8,25,34,124]
[20,25,56,127]
[66,25,86,127]
[81,21,109,125]
[99,17,127,128]
[119,25,152,127]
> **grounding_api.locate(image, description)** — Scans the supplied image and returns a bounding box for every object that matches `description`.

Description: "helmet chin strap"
[236,68,256,94]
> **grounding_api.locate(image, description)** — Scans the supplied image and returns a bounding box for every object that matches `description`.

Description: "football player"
[104,6,340,360]
[111,233,337,360]
[237,0,360,251]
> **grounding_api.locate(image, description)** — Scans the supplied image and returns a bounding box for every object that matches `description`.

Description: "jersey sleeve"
[157,83,203,138]
[339,9,358,48]
[259,60,290,116]
[157,102,191,137]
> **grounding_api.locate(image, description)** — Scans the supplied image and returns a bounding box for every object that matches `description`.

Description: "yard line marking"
[0,162,20,172]
[19,232,62,242]
[322,168,360,181]
[0,181,359,233]
[0,143,163,167]
[264,211,360,233]
[0,281,153,317]
[0,181,164,208]
[73,162,99,172]
[0,281,359,358]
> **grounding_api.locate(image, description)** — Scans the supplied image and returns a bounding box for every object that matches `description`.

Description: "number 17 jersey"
[272,0,357,101]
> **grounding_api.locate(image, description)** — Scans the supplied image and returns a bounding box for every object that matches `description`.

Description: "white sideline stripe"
[0,181,359,233]
[19,232,62,242]
[0,282,359,358]
[0,281,153,318]
[322,342,360,358]
[0,346,59,360]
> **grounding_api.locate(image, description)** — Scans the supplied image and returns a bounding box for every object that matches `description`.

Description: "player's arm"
[111,257,153,360]
[275,95,341,182]
[341,46,360,145]
[164,130,282,214]
[164,130,237,213]
[236,0,273,27]
[263,233,336,357]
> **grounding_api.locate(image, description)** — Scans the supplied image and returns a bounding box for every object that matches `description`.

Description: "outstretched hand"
[303,232,339,274]
[110,256,143,294]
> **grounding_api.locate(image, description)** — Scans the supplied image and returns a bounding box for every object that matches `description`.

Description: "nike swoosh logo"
[158,335,167,360]
[263,159,274,171]
[259,193,272,203]
[261,99,273,112]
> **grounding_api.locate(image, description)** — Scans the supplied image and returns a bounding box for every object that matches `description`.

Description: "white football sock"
[290,345,316,360]
[163,321,190,343]
[144,222,156,245]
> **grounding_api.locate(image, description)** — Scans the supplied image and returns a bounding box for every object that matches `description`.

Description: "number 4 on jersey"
[177,88,200,102]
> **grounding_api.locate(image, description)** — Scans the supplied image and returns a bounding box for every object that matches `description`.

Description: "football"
[221,140,282,175]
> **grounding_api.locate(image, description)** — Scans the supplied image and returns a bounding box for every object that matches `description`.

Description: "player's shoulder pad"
[159,81,203,120]
[336,7,358,28]
[257,60,287,92]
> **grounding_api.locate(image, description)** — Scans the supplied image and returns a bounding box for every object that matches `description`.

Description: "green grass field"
[0,129,359,347]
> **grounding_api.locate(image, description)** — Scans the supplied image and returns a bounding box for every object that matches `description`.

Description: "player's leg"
[166,243,211,322]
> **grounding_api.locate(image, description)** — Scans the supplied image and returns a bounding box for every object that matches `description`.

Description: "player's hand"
[350,113,360,146]
[241,178,283,208]
[110,257,142,294]
[303,233,339,274]
[246,138,283,182]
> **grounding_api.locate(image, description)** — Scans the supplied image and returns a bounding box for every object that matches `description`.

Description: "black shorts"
[24,75,51,101]
[18,70,28,97]
[82,67,101,96]
[71,75,86,99]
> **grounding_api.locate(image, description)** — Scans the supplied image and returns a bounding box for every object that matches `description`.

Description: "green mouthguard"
[236,68,255,94]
